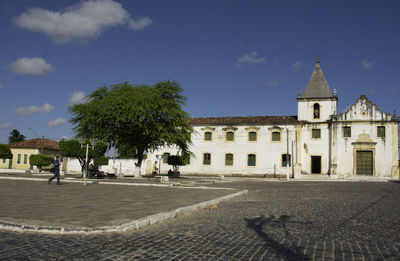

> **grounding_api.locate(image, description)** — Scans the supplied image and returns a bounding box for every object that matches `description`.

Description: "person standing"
[152,161,158,176]
[48,156,61,185]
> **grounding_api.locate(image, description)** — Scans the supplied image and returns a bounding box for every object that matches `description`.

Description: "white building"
[150,58,399,178]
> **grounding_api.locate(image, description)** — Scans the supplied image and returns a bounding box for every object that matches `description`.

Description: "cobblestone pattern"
[1,181,400,260]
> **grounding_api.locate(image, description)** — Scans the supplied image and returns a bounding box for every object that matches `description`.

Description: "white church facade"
[149,58,399,179]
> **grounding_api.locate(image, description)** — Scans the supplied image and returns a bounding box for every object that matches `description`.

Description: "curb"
[0,189,247,234]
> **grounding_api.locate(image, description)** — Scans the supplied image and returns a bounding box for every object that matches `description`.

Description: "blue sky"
[0,0,399,144]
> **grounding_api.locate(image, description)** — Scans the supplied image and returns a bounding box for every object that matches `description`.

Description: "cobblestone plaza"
[0,177,399,260]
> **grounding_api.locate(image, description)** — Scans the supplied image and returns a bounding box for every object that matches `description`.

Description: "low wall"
[64,158,146,177]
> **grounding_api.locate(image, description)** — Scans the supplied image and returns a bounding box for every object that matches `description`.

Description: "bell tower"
[297,56,337,122]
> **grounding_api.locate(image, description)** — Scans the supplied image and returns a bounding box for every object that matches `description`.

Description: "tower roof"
[302,56,333,98]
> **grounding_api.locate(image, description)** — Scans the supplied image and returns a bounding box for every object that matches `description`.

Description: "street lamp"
[77,137,97,186]
[155,155,161,175]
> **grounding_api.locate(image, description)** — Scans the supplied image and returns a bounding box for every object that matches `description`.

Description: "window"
[312,129,321,139]
[343,127,351,138]
[204,132,212,141]
[282,154,291,167]
[203,153,211,165]
[23,154,28,164]
[17,154,21,164]
[313,103,320,119]
[272,131,281,141]
[226,131,235,141]
[225,153,233,166]
[377,126,385,138]
[162,153,170,163]
[248,131,257,141]
[247,154,256,166]
[2,158,6,164]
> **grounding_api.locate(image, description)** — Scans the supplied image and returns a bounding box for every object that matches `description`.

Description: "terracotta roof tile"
[188,115,298,125]
[9,138,59,150]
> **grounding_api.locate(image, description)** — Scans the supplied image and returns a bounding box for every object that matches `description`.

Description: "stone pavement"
[0,174,400,260]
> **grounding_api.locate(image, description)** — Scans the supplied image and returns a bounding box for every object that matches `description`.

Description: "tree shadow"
[244,215,311,260]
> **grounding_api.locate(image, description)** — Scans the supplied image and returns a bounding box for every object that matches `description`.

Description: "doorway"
[311,156,321,174]
[356,151,373,175]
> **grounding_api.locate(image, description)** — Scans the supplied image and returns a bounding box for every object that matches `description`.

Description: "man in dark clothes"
[48,156,61,185]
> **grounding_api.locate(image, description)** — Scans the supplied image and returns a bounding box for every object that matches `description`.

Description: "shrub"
[29,154,52,170]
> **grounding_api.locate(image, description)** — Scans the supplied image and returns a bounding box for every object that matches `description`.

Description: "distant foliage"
[0,144,12,159]
[8,129,25,143]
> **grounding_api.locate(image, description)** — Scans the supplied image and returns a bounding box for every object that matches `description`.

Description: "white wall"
[154,124,296,176]
[64,157,145,177]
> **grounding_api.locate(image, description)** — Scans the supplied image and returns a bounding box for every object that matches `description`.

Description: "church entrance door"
[311,156,321,174]
[356,151,373,175]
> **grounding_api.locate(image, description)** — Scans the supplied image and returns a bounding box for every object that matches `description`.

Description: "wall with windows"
[153,124,297,175]
[298,123,330,174]
[7,148,37,170]
[335,122,397,177]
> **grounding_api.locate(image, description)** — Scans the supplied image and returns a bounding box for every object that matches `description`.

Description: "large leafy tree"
[69,81,193,168]
[8,129,25,143]
[59,140,108,176]
[0,144,12,159]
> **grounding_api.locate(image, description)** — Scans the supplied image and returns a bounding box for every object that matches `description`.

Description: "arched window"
[226,131,235,141]
[313,103,320,119]
[204,132,212,141]
[225,153,233,166]
[248,154,256,166]
[272,131,281,142]
[248,131,257,141]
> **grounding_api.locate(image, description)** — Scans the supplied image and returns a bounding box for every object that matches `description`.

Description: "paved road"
[1,180,399,260]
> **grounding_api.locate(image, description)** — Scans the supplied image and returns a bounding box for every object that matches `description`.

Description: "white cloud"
[0,123,12,129]
[268,80,279,87]
[361,59,375,70]
[14,0,151,44]
[128,17,152,30]
[235,52,265,68]
[15,103,54,116]
[292,61,303,71]
[47,118,67,127]
[69,91,90,105]
[7,57,55,76]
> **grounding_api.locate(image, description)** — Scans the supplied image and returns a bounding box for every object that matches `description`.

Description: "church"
[149,57,399,179]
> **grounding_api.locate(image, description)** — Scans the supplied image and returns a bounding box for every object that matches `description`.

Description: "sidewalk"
[0,174,246,234]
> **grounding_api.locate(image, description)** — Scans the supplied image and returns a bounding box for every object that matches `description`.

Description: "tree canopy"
[8,129,25,143]
[59,139,108,173]
[0,144,12,159]
[69,81,193,167]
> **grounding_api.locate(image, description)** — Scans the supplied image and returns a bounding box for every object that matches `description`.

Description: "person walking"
[48,156,61,185]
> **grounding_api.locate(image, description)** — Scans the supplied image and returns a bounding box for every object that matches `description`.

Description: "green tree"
[0,144,12,159]
[116,143,137,158]
[8,129,25,143]
[69,81,193,169]
[59,139,108,176]
[29,154,52,171]
[167,155,188,172]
